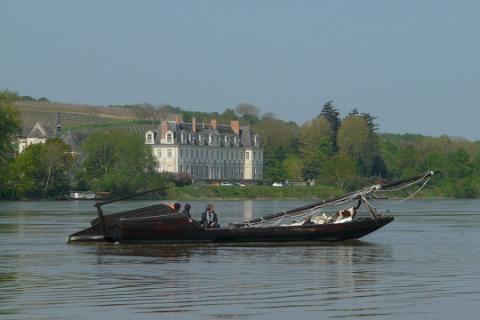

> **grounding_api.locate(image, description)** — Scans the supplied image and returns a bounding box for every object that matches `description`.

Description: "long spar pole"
[94,186,169,209]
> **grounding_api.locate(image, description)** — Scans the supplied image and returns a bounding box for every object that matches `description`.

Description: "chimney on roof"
[175,115,181,125]
[231,120,239,135]
[161,121,168,139]
[192,117,196,132]
[210,118,217,130]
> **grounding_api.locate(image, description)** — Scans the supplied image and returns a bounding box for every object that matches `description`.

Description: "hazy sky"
[2,1,479,140]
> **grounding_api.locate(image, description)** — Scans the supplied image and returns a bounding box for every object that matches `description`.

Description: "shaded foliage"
[0,91,21,161]
[6,139,74,199]
[82,131,162,196]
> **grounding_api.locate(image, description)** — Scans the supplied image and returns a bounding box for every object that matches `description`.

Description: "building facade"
[17,122,57,154]
[145,117,263,181]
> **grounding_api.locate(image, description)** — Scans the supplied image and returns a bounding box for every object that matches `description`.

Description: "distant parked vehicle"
[236,182,247,187]
[272,182,284,187]
[220,182,233,186]
[68,191,96,200]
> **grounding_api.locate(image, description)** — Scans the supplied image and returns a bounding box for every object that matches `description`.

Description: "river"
[1,199,479,319]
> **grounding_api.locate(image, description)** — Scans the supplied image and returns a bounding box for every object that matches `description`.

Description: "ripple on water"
[1,200,480,319]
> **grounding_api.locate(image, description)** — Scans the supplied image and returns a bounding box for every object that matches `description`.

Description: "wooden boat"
[68,171,435,244]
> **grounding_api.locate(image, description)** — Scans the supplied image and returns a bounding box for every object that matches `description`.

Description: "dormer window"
[224,136,228,146]
[164,130,174,144]
[145,131,154,144]
[208,134,213,145]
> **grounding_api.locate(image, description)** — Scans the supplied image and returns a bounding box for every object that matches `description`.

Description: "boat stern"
[68,223,105,242]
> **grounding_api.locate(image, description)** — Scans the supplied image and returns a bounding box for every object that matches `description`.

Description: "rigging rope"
[384,176,431,205]
[237,173,433,228]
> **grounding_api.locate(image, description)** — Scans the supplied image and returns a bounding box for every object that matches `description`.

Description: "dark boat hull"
[68,212,393,243]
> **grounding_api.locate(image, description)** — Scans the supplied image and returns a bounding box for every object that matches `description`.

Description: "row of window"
[154,148,263,161]
[180,148,249,161]
[147,130,260,148]
[178,164,263,180]
[179,131,241,147]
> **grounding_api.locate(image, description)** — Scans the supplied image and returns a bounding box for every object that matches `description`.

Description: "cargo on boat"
[68,171,435,244]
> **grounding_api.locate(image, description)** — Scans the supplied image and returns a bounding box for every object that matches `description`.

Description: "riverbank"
[162,184,451,200]
[0,182,455,201]
[163,184,343,200]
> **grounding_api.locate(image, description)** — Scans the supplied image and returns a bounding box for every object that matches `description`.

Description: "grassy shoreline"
[164,185,343,200]
[163,185,453,201]
[1,185,460,201]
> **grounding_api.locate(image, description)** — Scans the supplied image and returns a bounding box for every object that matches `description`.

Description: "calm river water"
[1,199,479,319]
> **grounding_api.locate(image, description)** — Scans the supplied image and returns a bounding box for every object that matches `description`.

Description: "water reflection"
[1,200,480,320]
[81,240,392,312]
[243,200,253,221]
[88,243,219,261]
[84,240,391,263]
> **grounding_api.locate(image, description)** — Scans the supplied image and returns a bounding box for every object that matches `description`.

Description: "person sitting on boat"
[200,204,220,228]
[182,203,191,218]
[169,202,181,212]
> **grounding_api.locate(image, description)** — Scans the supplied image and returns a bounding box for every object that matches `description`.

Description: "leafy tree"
[0,91,22,198]
[8,139,74,198]
[321,154,360,191]
[283,155,304,181]
[82,130,159,196]
[8,144,41,198]
[234,103,260,118]
[259,141,291,182]
[337,115,379,176]
[253,118,299,153]
[40,139,75,195]
[219,108,237,123]
[0,90,21,162]
[262,112,278,120]
[299,117,334,179]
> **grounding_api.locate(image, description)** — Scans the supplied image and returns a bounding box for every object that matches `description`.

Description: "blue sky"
[1,1,479,140]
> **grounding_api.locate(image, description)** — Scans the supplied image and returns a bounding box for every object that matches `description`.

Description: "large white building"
[145,117,263,181]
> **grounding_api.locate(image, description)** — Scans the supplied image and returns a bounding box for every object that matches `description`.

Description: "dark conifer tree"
[319,101,341,151]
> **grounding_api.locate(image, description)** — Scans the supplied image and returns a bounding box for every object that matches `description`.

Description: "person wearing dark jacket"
[182,203,191,218]
[200,204,220,228]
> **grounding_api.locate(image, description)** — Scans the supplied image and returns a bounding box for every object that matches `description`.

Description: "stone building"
[17,122,57,153]
[144,117,263,181]
[16,113,62,154]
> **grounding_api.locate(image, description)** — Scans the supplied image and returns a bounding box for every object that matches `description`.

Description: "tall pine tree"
[319,101,341,152]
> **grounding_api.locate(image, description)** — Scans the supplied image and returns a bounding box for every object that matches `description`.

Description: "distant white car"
[272,182,284,187]
[220,182,233,186]
[236,182,246,187]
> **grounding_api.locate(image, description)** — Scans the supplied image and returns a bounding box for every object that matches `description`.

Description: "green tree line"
[2,90,480,199]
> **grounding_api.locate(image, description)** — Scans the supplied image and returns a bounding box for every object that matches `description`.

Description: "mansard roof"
[143,120,259,147]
